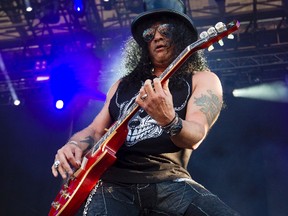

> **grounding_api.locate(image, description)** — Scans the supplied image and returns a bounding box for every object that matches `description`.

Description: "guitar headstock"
[158,20,240,84]
[198,20,240,51]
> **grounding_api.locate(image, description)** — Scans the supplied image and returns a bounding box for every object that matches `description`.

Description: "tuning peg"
[207,27,217,37]
[208,45,214,51]
[215,22,227,33]
[199,31,209,39]
[218,39,224,46]
[227,34,235,39]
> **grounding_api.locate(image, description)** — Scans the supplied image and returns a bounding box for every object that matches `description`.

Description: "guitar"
[49,20,240,216]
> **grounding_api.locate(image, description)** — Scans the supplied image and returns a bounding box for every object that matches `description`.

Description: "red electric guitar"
[49,20,240,216]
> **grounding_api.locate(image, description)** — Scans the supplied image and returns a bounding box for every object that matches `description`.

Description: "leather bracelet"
[161,113,178,131]
[161,113,183,136]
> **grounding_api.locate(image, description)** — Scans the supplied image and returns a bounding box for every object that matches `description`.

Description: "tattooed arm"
[170,70,223,150]
[52,80,121,179]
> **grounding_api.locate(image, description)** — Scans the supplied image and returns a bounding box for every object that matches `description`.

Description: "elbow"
[172,121,208,150]
[191,141,202,150]
[191,126,207,150]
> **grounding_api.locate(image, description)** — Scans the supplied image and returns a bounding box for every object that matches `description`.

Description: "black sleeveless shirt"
[102,74,194,183]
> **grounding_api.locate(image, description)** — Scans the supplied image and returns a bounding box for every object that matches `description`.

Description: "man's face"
[144,23,175,69]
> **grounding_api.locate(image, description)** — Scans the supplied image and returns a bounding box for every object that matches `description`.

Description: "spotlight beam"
[24,0,33,12]
[233,81,288,103]
[0,52,20,105]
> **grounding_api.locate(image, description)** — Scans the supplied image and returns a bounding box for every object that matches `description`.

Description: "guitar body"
[49,123,129,216]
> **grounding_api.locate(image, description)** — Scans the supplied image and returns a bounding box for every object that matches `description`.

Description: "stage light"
[0,53,20,106]
[233,81,288,103]
[36,76,50,81]
[14,99,21,106]
[73,0,84,15]
[50,64,78,108]
[26,7,33,12]
[35,60,47,71]
[24,0,33,12]
[55,100,64,109]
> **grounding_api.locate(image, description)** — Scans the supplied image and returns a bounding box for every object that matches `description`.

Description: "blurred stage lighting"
[14,99,21,106]
[232,81,288,103]
[36,75,50,81]
[35,60,47,71]
[55,100,64,109]
[50,64,78,108]
[24,0,33,12]
[26,6,33,12]
[0,53,20,106]
[73,0,85,15]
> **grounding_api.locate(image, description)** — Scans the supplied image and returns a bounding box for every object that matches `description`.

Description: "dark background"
[0,93,287,216]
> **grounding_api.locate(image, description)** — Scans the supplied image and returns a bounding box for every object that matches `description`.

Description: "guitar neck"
[158,38,205,83]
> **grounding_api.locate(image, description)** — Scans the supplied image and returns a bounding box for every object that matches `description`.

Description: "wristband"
[161,113,183,136]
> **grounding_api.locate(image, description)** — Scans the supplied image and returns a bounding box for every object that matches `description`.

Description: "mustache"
[155,40,172,50]
[165,41,172,48]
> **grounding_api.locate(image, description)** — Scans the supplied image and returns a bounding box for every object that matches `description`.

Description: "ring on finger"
[54,160,60,169]
[141,93,148,100]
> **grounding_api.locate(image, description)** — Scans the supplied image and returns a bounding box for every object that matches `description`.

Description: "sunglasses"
[142,24,174,42]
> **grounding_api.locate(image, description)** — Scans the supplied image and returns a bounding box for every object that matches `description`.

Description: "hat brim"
[131,9,198,46]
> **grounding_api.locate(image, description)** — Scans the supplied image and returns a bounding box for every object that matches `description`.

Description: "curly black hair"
[120,15,209,88]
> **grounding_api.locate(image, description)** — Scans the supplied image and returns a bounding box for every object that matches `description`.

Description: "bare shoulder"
[106,79,121,100]
[192,70,221,88]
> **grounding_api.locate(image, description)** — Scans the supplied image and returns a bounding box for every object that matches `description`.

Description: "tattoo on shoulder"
[80,136,95,149]
[194,90,222,125]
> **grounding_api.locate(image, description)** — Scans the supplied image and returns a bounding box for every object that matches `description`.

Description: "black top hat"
[131,0,198,46]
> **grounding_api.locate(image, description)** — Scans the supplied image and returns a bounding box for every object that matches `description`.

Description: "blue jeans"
[83,179,240,216]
